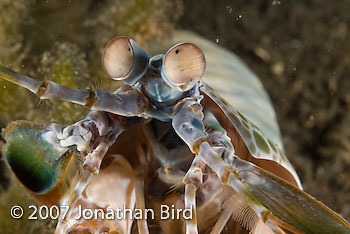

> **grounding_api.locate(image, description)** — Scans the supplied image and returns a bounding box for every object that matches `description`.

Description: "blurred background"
[0,0,349,233]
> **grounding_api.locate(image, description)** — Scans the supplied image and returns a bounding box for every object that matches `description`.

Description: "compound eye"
[103,37,134,80]
[162,43,205,91]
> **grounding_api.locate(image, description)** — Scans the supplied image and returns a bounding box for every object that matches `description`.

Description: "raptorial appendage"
[1,110,143,234]
[52,113,144,234]
[61,154,136,234]
[172,97,266,234]
[172,96,350,234]
[183,156,205,234]
[1,121,82,205]
[172,97,293,233]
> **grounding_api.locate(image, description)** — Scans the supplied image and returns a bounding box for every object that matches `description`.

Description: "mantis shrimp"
[1,31,349,234]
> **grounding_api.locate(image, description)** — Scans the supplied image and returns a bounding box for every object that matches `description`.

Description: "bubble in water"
[272,0,281,5]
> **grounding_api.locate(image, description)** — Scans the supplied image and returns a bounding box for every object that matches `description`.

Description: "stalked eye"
[102,37,149,85]
[161,43,205,91]
[103,37,133,79]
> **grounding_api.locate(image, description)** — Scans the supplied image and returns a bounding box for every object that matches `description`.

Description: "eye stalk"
[161,43,206,91]
[102,37,150,86]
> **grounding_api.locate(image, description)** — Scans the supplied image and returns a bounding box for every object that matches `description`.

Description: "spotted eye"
[162,43,205,91]
[103,37,134,79]
[103,37,149,85]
